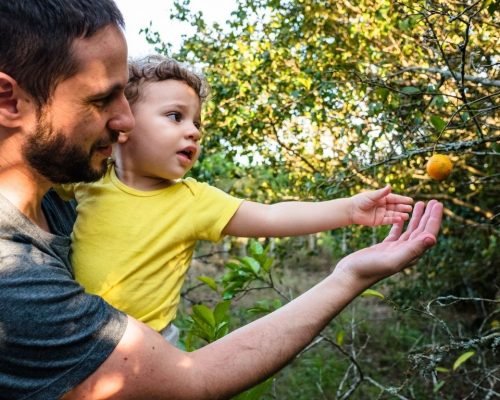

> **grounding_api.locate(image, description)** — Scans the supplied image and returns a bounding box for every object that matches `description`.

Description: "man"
[0,1,443,399]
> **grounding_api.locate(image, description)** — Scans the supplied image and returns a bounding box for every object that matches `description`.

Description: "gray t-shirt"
[0,191,127,399]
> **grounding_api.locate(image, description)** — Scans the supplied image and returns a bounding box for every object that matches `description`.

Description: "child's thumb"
[369,185,391,200]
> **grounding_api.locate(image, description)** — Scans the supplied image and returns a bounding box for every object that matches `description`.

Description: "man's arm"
[64,200,442,400]
[223,185,413,237]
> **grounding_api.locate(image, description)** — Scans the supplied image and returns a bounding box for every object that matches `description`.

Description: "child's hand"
[335,200,443,284]
[350,185,413,226]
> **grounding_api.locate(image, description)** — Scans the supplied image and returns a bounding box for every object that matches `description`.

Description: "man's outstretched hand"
[335,200,443,286]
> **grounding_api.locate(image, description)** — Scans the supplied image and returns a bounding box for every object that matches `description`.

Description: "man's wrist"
[329,259,376,296]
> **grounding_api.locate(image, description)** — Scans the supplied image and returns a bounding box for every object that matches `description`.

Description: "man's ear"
[0,72,23,128]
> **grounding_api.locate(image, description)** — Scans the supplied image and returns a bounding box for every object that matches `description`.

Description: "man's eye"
[166,112,182,122]
[92,95,114,108]
[92,98,107,107]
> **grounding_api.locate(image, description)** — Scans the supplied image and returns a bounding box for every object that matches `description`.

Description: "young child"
[57,55,413,342]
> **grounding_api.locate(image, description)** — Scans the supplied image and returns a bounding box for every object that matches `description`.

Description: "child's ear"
[0,73,23,128]
[117,131,130,144]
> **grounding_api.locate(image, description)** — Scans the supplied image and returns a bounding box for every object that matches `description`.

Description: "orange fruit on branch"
[426,154,453,181]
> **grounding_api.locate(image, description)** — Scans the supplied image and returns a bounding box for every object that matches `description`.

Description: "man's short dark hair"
[0,0,124,107]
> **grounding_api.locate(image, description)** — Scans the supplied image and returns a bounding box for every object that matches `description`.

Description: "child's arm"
[223,185,413,237]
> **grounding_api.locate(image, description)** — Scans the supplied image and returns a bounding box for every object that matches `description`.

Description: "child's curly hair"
[125,55,210,106]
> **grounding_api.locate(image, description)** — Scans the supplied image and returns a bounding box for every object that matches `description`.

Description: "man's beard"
[23,111,118,184]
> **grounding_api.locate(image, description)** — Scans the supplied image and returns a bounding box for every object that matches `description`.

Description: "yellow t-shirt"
[56,165,242,331]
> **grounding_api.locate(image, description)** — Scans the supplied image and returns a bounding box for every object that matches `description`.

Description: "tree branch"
[392,67,500,88]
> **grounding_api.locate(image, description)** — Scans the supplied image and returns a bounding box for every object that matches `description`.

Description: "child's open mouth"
[178,149,193,160]
[177,146,196,163]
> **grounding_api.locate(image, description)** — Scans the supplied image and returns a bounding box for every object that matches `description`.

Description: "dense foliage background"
[142,0,499,398]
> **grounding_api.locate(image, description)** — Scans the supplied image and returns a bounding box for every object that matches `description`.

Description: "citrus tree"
[144,0,499,299]
[142,0,499,397]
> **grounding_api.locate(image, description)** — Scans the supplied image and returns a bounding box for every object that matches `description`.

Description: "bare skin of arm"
[223,185,414,238]
[64,200,443,400]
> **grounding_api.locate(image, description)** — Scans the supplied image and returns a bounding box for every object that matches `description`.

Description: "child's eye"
[166,112,182,122]
[194,121,202,130]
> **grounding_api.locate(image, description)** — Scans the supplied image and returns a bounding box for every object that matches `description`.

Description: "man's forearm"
[63,270,365,400]
[188,270,365,399]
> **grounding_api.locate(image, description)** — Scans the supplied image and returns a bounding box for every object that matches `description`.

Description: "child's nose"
[186,124,201,141]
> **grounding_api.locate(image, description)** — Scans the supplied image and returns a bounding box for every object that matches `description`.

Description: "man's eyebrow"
[90,83,125,99]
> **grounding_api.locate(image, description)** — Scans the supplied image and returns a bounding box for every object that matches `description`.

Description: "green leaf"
[453,351,475,371]
[241,256,261,275]
[192,304,216,328]
[197,276,218,292]
[430,115,447,132]
[433,380,446,393]
[361,289,385,299]
[233,377,273,400]
[261,258,273,272]
[336,330,345,346]
[401,86,420,95]
[430,95,446,108]
[248,240,264,256]
[247,299,282,315]
[225,261,241,271]
[213,300,231,323]
[435,366,450,373]
[398,18,410,31]
[223,290,235,300]
[487,0,498,15]
[190,328,212,343]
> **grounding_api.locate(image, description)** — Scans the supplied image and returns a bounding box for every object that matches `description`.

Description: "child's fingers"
[387,203,413,213]
[382,211,410,225]
[386,193,414,205]
[365,185,392,201]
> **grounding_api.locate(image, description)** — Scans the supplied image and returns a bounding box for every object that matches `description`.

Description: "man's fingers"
[383,220,404,242]
[399,201,425,240]
[409,200,439,240]
[422,201,443,240]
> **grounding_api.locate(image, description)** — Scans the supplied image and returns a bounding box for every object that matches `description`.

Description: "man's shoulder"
[0,227,127,399]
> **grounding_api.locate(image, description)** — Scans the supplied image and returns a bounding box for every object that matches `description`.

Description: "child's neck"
[113,163,173,191]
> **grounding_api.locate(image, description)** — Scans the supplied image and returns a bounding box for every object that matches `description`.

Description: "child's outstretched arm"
[223,185,413,237]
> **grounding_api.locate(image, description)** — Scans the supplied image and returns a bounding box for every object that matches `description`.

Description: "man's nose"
[108,95,135,134]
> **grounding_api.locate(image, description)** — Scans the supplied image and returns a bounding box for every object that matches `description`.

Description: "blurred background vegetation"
[142,0,499,398]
